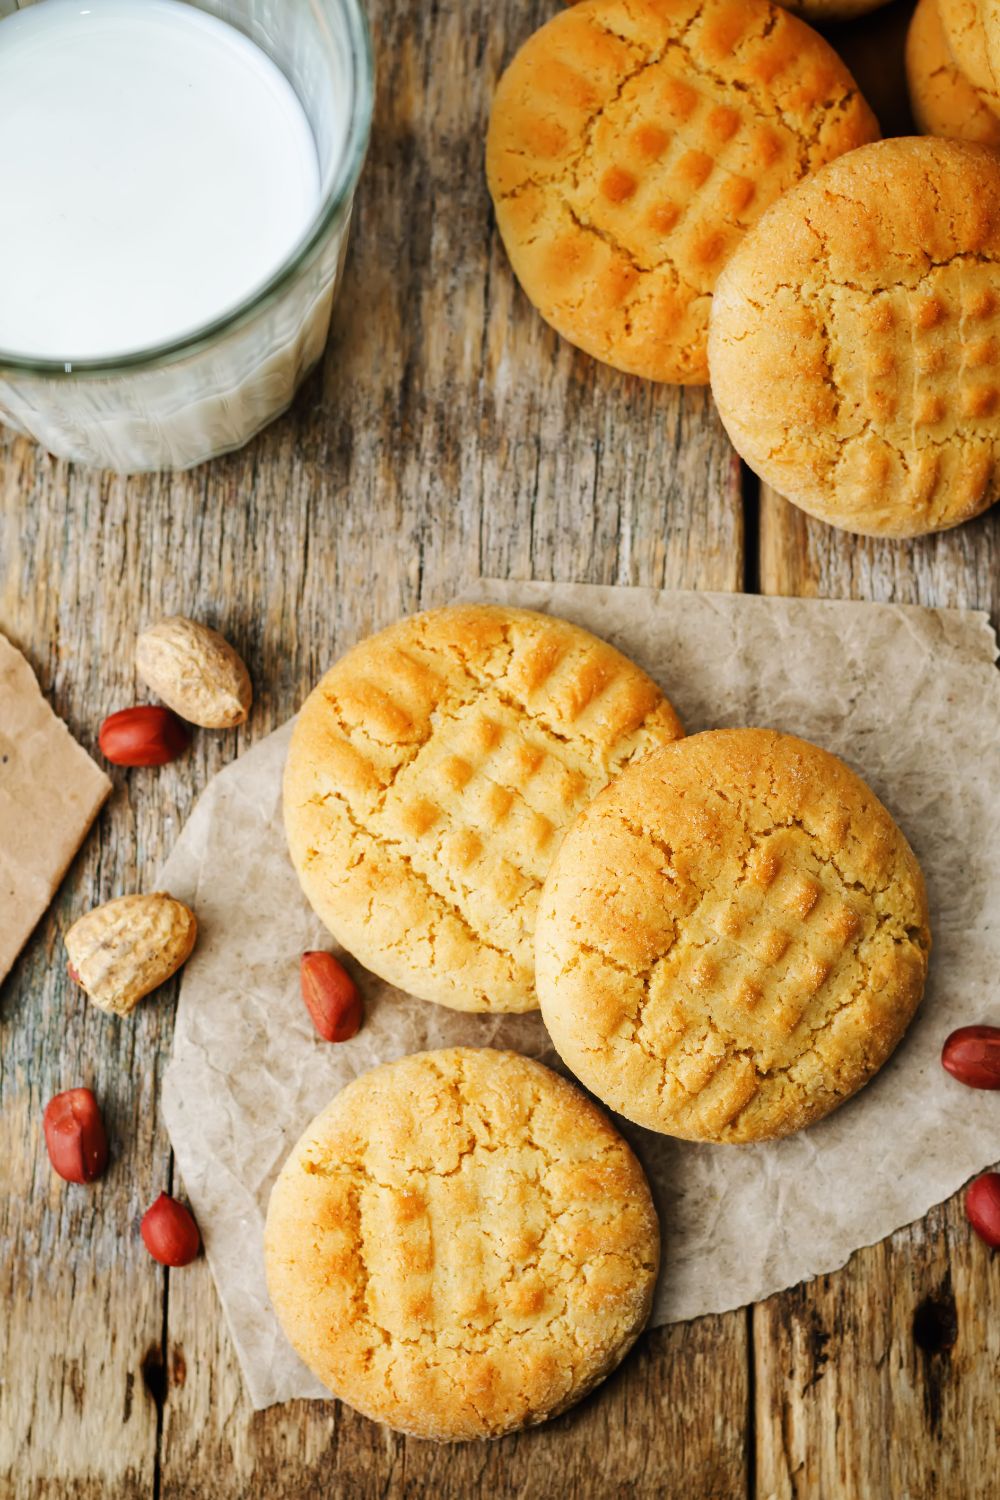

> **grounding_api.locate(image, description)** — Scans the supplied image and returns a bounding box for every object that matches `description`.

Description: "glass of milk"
[0,0,373,472]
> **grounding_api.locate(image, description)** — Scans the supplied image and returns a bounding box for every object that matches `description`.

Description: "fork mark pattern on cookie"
[287,607,682,1012]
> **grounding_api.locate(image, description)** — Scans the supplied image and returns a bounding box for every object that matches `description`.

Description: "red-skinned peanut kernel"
[141,1193,201,1266]
[966,1173,1000,1248]
[43,1088,108,1183]
[941,1025,1000,1090]
[98,706,190,767]
[300,951,362,1042]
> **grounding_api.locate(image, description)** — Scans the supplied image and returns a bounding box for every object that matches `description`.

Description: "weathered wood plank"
[755,483,1000,1500]
[754,1208,1000,1500]
[0,0,746,1492]
[0,447,182,1500]
[760,490,1000,612]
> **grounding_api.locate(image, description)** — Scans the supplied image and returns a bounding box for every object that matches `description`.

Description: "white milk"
[0,0,323,360]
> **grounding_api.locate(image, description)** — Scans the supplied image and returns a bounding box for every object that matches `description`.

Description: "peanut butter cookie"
[284,604,683,1013]
[485,0,878,384]
[265,1048,660,1439]
[981,0,1000,90]
[536,729,930,1144]
[907,0,1000,147]
[939,0,1000,100]
[709,137,1000,536]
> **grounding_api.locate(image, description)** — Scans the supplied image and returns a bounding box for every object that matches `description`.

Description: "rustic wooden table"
[2,0,998,1494]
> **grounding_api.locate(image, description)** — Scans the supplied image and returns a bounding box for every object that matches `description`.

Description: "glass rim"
[0,0,374,379]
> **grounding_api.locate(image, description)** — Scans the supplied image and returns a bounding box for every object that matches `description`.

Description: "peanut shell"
[136,616,251,729]
[65,893,197,1017]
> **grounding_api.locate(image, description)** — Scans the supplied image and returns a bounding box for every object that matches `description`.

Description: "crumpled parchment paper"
[161,582,1000,1409]
[0,632,110,983]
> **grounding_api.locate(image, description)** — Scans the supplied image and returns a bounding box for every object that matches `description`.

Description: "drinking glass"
[0,0,373,472]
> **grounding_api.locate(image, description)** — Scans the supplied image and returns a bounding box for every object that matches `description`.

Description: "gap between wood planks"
[742,466,762,600]
[147,1153,175,1500]
[741,463,762,1500]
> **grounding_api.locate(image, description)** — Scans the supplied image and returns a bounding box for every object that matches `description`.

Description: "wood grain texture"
[0,0,744,1495]
[759,489,1000,611]
[7,0,999,1493]
[744,32,1000,1492]
[756,484,1000,1500]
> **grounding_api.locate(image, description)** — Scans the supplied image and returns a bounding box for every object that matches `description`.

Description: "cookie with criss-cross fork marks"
[536,729,930,1143]
[265,1048,660,1439]
[485,0,878,383]
[709,137,1000,536]
[284,604,683,1013]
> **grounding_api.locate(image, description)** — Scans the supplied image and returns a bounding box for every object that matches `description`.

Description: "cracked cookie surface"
[907,0,1000,148]
[708,137,1000,537]
[284,604,683,1013]
[939,0,1000,98]
[264,1048,660,1440]
[535,729,930,1143]
[982,0,1000,88]
[485,0,877,384]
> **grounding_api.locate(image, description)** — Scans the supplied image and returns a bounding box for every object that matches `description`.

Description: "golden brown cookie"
[708,136,1000,537]
[536,729,931,1144]
[561,0,891,28]
[938,0,1000,98]
[264,1048,660,1439]
[284,604,683,1013]
[978,0,1000,93]
[907,0,1000,145]
[485,0,879,385]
